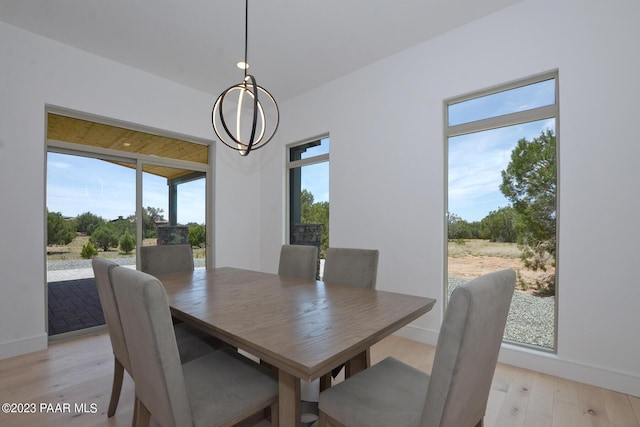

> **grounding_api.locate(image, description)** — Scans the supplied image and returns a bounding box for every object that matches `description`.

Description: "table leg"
[319,373,332,391]
[345,349,369,378]
[278,369,301,427]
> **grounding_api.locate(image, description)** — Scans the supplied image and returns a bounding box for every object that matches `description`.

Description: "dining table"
[156,267,436,427]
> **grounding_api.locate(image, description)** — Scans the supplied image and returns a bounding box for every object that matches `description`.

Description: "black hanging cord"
[244,0,248,78]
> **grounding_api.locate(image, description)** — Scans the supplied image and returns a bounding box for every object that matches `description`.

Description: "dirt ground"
[448,255,555,293]
[47,235,206,260]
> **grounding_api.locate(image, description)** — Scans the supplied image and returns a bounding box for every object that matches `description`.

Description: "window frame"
[444,70,559,352]
[285,135,329,246]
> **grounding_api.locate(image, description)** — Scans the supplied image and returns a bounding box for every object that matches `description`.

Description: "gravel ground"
[449,276,555,349]
[47,257,206,270]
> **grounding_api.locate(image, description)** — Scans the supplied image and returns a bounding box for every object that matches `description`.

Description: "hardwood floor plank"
[485,385,508,427]
[495,366,533,427]
[524,372,555,427]
[552,401,580,427]
[629,395,640,424]
[577,382,611,427]
[552,378,581,427]
[601,388,639,427]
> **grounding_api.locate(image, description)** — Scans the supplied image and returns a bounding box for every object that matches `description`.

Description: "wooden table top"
[158,267,436,382]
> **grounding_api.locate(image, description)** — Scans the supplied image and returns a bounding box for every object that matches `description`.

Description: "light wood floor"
[1,332,638,427]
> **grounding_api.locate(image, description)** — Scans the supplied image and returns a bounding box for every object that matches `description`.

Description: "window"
[446,72,558,350]
[287,137,329,277]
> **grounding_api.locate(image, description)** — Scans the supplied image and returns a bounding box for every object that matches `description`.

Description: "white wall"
[0,21,262,357]
[257,0,640,396]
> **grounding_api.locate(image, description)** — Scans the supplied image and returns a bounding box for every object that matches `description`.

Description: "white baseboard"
[397,325,640,397]
[498,343,640,397]
[395,323,439,345]
[0,333,48,360]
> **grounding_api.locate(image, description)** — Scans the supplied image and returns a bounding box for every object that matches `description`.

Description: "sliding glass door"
[45,110,212,338]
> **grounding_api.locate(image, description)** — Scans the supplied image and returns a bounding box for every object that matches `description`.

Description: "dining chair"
[322,247,379,381]
[139,243,194,276]
[110,265,279,427]
[277,244,319,280]
[92,258,223,420]
[322,247,379,289]
[317,269,516,427]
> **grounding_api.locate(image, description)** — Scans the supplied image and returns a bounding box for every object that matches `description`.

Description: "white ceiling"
[0,0,521,102]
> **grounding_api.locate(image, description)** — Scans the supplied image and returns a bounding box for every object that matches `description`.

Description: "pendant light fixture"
[212,0,279,156]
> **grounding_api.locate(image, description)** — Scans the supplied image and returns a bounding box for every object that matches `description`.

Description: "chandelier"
[211,0,279,156]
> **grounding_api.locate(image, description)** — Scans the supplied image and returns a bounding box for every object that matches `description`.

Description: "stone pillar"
[291,223,323,279]
[156,225,189,245]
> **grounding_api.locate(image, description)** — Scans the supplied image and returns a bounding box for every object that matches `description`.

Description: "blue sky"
[447,78,556,223]
[448,119,555,222]
[47,139,328,225]
[47,152,206,224]
[297,137,330,203]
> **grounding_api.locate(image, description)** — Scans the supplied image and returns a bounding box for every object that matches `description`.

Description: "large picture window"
[446,72,558,350]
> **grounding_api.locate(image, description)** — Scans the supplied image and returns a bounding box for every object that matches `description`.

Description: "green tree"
[91,225,118,252]
[110,216,135,238]
[80,241,99,259]
[447,213,472,240]
[142,206,166,238]
[47,210,76,245]
[75,211,104,235]
[188,224,206,248]
[480,206,517,243]
[500,129,556,293]
[468,221,483,239]
[300,189,330,256]
[118,230,135,254]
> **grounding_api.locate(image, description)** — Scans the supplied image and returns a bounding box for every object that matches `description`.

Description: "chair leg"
[134,396,151,427]
[319,410,347,427]
[318,410,328,427]
[107,356,125,417]
[269,401,279,427]
[131,395,138,427]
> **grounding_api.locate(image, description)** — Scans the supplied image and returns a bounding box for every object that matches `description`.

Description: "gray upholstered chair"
[139,244,195,276]
[110,265,279,427]
[322,247,379,380]
[317,269,516,427]
[92,258,222,419]
[322,247,379,289]
[277,244,319,280]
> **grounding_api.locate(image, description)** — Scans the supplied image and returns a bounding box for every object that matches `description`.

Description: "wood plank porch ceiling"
[47,113,208,180]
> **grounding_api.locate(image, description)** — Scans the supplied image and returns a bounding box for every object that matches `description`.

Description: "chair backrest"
[140,244,194,276]
[322,247,379,289]
[421,269,515,427]
[92,257,131,373]
[278,244,319,280]
[111,265,193,427]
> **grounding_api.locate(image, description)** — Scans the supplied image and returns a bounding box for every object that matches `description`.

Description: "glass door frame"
[46,142,214,269]
[45,108,214,337]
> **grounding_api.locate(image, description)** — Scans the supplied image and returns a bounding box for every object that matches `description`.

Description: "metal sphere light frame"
[212,0,279,156]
